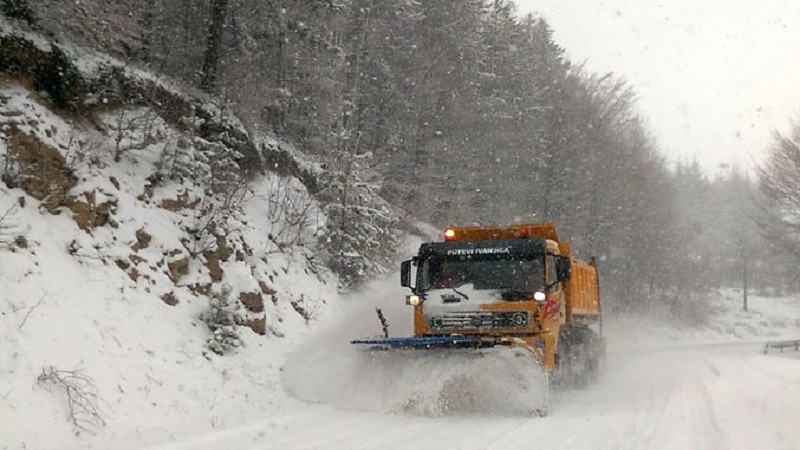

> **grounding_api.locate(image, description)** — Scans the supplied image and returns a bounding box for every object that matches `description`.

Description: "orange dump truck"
[353,223,605,397]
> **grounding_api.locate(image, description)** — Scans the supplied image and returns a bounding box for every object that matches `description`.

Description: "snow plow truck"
[352,223,605,415]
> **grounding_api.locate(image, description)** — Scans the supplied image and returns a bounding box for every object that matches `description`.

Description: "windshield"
[421,257,545,295]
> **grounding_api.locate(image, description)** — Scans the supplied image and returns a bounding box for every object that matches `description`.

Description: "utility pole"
[742,257,748,312]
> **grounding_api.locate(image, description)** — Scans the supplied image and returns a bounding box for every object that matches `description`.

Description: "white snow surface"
[4,234,800,450]
[2,82,800,449]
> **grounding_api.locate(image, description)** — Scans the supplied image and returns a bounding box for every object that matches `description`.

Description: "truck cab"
[400,226,576,366]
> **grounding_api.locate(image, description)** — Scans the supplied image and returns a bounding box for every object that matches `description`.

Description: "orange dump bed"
[566,258,601,323]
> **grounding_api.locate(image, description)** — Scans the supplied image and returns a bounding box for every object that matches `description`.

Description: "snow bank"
[604,289,800,350]
[702,353,800,449]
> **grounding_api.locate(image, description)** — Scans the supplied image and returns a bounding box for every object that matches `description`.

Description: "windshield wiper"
[451,287,469,300]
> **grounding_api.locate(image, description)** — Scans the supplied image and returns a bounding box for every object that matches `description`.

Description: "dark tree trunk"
[138,0,157,64]
[200,0,228,93]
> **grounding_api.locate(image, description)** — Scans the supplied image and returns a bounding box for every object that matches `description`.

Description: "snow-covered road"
[139,340,800,450]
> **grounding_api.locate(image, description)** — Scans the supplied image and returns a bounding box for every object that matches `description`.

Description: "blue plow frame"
[351,335,498,349]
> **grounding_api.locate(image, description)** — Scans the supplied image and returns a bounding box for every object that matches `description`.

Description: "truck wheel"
[586,356,599,383]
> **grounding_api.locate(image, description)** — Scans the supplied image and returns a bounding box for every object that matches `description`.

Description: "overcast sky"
[514,0,800,176]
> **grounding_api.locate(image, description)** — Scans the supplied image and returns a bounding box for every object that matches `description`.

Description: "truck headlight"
[406,295,421,306]
[533,291,546,301]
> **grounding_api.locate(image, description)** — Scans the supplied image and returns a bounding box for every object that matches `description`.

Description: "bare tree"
[756,123,800,248]
[754,122,800,292]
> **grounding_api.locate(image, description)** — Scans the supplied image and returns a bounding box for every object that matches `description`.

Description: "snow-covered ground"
[140,288,800,450]
[5,253,800,450]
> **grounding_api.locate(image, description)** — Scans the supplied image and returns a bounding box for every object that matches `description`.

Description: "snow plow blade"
[351,335,496,349]
[351,336,549,416]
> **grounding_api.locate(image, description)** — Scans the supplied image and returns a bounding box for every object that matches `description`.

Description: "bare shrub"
[290,293,325,323]
[36,366,105,434]
[263,176,317,252]
[0,202,30,251]
[0,202,19,249]
[107,107,162,162]
[61,125,89,172]
[186,176,248,258]
[11,292,45,329]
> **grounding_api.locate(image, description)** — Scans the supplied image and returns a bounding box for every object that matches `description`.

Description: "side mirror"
[556,256,571,282]
[400,260,413,288]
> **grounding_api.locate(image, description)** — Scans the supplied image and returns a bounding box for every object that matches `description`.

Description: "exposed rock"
[160,292,179,306]
[2,124,76,212]
[159,190,198,212]
[239,291,264,313]
[13,235,27,249]
[241,240,253,257]
[132,228,151,251]
[202,251,223,282]
[66,191,117,231]
[190,283,212,296]
[127,267,139,281]
[259,281,276,296]
[215,234,233,261]
[167,254,190,283]
[245,317,267,336]
[291,300,311,322]
[138,182,154,201]
[114,257,140,281]
[129,254,145,265]
[200,235,233,283]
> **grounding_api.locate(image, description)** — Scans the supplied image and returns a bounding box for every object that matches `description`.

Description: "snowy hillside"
[0,60,338,448]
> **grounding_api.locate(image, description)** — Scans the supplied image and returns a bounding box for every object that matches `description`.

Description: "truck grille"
[428,311,529,331]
